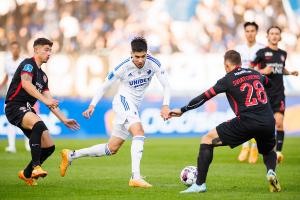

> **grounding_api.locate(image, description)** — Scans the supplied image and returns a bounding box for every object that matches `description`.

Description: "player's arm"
[169,77,227,117]
[82,71,118,119]
[155,68,171,120]
[21,73,58,108]
[0,74,8,89]
[42,90,80,130]
[283,68,299,76]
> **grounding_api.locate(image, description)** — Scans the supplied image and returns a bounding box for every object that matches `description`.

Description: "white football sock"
[70,143,111,160]
[7,124,16,149]
[131,136,145,180]
[24,137,30,151]
[242,141,249,148]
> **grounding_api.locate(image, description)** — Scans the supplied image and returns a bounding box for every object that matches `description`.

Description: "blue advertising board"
[1,96,299,139]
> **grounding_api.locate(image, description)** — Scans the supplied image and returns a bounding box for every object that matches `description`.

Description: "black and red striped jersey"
[251,47,286,98]
[181,67,273,119]
[5,57,49,106]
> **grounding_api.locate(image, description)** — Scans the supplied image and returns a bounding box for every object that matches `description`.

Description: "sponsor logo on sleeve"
[23,64,33,73]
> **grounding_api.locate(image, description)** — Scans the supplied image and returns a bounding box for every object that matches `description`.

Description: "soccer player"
[60,37,171,188]
[235,22,264,164]
[251,26,299,163]
[0,41,30,152]
[170,50,280,193]
[5,38,80,186]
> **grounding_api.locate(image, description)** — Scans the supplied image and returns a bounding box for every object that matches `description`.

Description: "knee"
[275,120,283,130]
[32,121,48,135]
[201,135,212,144]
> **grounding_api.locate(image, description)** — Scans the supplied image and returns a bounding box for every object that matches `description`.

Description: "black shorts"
[269,94,285,114]
[216,117,275,154]
[5,103,36,138]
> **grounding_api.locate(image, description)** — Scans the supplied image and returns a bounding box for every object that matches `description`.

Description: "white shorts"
[111,95,141,140]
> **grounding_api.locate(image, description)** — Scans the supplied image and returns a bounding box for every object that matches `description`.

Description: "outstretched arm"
[155,69,171,120]
[283,68,299,76]
[83,72,117,119]
[43,90,80,130]
[169,77,227,117]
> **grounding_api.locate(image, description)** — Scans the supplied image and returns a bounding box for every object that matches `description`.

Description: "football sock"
[23,145,55,178]
[242,141,249,148]
[7,124,16,149]
[30,121,47,167]
[276,130,284,152]
[196,144,214,185]
[70,143,111,160]
[263,150,277,172]
[131,136,145,179]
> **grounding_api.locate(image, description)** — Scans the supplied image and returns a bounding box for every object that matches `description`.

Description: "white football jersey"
[235,43,265,69]
[4,54,24,86]
[90,54,170,108]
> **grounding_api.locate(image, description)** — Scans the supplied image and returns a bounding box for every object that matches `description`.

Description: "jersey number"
[240,80,267,107]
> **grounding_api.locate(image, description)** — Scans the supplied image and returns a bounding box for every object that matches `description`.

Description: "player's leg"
[274,112,284,163]
[5,123,16,153]
[128,122,152,188]
[60,136,124,177]
[248,138,258,164]
[238,141,249,162]
[181,128,223,193]
[21,112,48,178]
[256,131,280,192]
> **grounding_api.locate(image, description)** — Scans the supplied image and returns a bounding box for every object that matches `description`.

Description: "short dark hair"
[244,22,259,30]
[131,37,147,52]
[224,50,241,65]
[267,26,281,34]
[33,38,53,47]
[10,41,20,46]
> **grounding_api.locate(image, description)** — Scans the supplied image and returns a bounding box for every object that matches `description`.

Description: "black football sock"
[30,121,48,167]
[263,150,277,172]
[196,144,214,185]
[23,145,55,178]
[276,130,284,152]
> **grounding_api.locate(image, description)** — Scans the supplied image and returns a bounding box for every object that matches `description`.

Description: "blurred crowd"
[0,0,300,56]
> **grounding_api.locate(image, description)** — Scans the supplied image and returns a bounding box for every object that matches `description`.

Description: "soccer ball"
[180,166,198,186]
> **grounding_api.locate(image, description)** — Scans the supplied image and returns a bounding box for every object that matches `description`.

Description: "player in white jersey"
[0,41,30,153]
[60,37,171,188]
[235,22,264,164]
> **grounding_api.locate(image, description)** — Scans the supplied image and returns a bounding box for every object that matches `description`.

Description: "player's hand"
[168,108,183,118]
[45,98,59,109]
[263,66,273,75]
[63,119,80,131]
[82,105,95,119]
[290,71,299,76]
[160,105,170,121]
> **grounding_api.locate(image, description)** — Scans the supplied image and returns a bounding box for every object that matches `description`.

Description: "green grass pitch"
[0,137,299,200]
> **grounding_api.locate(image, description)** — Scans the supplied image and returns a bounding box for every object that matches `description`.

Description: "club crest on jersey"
[43,75,47,83]
[280,55,285,62]
[23,64,33,72]
[147,70,152,75]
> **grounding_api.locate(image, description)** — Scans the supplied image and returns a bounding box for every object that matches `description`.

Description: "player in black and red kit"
[169,50,280,193]
[5,38,80,186]
[251,26,299,163]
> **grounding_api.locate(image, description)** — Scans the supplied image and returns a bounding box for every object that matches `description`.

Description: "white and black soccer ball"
[180,166,198,186]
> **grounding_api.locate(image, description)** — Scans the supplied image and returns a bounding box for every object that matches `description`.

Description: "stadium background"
[0,0,300,139]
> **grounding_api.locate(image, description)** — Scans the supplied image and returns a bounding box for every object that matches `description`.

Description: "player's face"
[10,44,20,58]
[35,45,52,63]
[244,25,257,43]
[131,51,147,69]
[267,28,281,46]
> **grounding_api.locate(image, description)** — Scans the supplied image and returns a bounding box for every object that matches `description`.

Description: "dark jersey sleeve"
[21,63,35,77]
[181,77,227,113]
[261,75,272,88]
[251,49,263,68]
